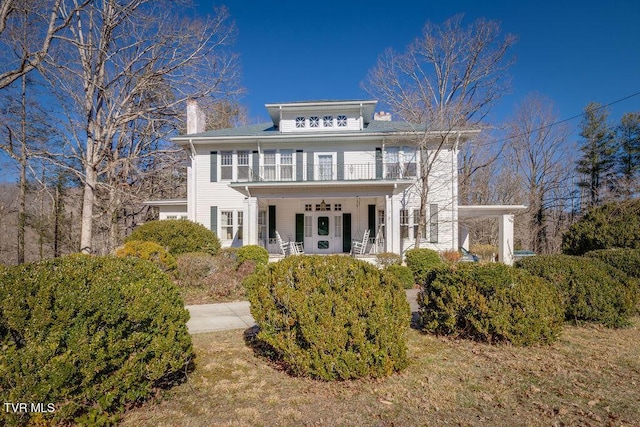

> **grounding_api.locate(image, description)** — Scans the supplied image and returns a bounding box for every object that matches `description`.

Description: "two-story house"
[148,99,525,263]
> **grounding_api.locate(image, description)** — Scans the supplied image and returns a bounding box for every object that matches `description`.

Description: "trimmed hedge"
[418,263,564,346]
[236,245,269,268]
[126,219,220,256]
[516,255,639,327]
[562,199,640,255]
[405,248,444,285]
[115,240,177,271]
[245,255,410,380]
[585,248,640,279]
[0,255,193,426]
[385,264,415,289]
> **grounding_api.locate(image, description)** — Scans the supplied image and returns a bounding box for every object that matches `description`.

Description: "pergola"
[458,205,527,265]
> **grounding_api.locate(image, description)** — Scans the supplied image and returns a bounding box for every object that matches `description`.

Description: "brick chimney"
[374,111,392,121]
[187,100,207,134]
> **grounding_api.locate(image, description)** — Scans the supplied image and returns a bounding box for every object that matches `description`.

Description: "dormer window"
[337,115,347,127]
[296,116,305,128]
[323,116,333,127]
[309,116,319,127]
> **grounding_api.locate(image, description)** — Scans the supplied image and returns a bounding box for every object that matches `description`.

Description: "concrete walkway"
[186,289,420,334]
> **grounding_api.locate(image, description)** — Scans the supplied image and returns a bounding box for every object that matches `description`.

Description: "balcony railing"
[235,163,417,183]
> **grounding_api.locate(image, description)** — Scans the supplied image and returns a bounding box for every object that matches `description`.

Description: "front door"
[301,211,347,253]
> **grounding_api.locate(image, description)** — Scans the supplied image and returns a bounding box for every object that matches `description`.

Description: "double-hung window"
[386,147,400,178]
[403,146,417,177]
[280,150,293,180]
[221,211,234,239]
[264,150,276,180]
[237,151,249,181]
[400,209,409,239]
[318,154,333,180]
[220,151,233,180]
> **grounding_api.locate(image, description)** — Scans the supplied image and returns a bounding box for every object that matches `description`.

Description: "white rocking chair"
[275,231,289,256]
[351,229,370,256]
[290,241,304,255]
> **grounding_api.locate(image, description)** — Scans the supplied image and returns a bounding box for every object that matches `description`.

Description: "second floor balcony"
[233,162,417,183]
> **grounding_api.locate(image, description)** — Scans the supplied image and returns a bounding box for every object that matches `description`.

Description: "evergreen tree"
[576,102,616,208]
[615,112,640,198]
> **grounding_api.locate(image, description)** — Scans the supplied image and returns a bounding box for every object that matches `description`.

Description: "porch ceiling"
[229,180,413,198]
[458,205,528,218]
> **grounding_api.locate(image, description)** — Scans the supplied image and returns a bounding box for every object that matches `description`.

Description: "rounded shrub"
[516,255,639,327]
[236,245,269,268]
[386,264,415,289]
[562,199,640,255]
[585,248,640,279]
[175,252,217,287]
[126,219,220,256]
[115,240,177,271]
[244,255,410,380]
[418,263,564,346]
[0,255,193,426]
[404,248,444,286]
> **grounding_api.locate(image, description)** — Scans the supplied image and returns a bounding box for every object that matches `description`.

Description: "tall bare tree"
[506,93,572,253]
[0,0,91,89]
[44,0,240,253]
[363,14,516,247]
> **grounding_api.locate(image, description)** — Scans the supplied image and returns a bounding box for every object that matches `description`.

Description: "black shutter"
[210,151,218,182]
[268,205,276,239]
[210,206,218,233]
[342,213,352,253]
[295,214,304,246]
[368,204,376,237]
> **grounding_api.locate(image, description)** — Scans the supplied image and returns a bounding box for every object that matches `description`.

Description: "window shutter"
[296,150,303,181]
[337,151,344,180]
[307,151,314,181]
[268,205,276,239]
[210,206,218,233]
[210,151,218,182]
[429,204,438,243]
[252,150,259,180]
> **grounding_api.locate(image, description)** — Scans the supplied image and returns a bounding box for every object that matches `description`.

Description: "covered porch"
[458,205,527,265]
[231,180,412,256]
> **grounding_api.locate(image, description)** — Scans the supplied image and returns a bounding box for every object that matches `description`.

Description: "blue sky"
[200,0,640,127]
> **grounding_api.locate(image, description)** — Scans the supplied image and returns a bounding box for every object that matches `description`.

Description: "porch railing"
[235,163,417,183]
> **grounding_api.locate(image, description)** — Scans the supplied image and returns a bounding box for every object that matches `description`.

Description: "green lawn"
[121,317,640,426]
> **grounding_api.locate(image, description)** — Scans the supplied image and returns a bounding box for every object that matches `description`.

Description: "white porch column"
[459,224,470,251]
[386,195,401,255]
[498,214,515,265]
[243,197,258,246]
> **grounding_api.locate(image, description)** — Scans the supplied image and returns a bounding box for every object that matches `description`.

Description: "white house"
[147,99,525,264]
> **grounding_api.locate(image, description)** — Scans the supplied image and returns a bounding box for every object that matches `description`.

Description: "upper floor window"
[309,116,319,127]
[264,150,276,180]
[403,146,417,177]
[323,116,333,127]
[220,151,233,180]
[280,150,293,180]
[296,116,305,128]
[237,151,249,181]
[337,115,347,127]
